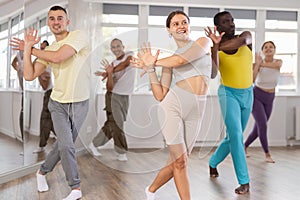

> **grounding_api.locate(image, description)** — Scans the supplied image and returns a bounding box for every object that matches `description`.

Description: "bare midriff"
[176,76,208,95]
[257,86,276,93]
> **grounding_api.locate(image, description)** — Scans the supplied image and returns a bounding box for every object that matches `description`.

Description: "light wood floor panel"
[0,146,300,200]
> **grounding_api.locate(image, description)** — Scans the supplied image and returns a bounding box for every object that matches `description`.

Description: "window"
[266,10,297,29]
[102,4,138,24]
[189,7,219,28]
[265,32,298,91]
[149,6,183,26]
[0,39,8,88]
[225,9,256,29]
[265,10,298,91]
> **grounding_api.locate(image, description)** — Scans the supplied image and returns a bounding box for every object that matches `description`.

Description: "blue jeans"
[209,85,253,184]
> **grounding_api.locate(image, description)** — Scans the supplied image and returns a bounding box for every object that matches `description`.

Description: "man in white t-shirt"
[89,38,135,161]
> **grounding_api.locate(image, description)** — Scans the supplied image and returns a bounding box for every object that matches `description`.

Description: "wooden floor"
[0,146,300,200]
[0,132,55,174]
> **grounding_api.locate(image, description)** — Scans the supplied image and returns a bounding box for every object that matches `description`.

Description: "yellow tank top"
[219,45,253,89]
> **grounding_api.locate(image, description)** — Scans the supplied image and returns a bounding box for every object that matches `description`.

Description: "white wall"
[20,91,300,149]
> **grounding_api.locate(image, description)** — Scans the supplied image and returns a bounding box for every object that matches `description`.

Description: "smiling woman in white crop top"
[132,10,223,200]
[245,41,282,164]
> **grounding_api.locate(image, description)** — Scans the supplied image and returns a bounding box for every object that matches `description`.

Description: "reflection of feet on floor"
[88,143,102,156]
[117,153,128,161]
[33,147,45,153]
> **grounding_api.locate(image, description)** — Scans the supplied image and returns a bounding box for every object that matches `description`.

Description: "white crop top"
[172,40,212,83]
[255,61,280,89]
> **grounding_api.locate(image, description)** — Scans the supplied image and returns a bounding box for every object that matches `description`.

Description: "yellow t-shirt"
[37,30,90,103]
[219,45,253,89]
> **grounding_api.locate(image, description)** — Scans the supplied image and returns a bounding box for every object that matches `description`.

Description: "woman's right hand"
[131,42,160,76]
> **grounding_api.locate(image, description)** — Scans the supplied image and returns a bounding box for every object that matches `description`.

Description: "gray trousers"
[92,92,129,154]
[40,98,89,189]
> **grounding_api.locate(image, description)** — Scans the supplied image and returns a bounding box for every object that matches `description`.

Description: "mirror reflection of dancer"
[208,11,253,194]
[33,40,57,154]
[244,41,282,163]
[11,50,24,141]
[132,10,221,200]
[10,6,90,200]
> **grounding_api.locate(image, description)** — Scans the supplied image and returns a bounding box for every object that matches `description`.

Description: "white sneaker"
[145,186,155,200]
[88,143,102,156]
[117,153,128,161]
[49,132,57,139]
[36,170,49,192]
[33,147,45,153]
[62,189,82,200]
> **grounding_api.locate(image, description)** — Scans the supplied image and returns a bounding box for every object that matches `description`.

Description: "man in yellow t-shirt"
[208,11,253,195]
[11,5,89,200]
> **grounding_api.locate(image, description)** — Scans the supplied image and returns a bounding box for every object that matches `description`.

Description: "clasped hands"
[131,42,160,77]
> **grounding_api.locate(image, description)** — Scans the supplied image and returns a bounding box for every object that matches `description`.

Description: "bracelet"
[147,68,156,73]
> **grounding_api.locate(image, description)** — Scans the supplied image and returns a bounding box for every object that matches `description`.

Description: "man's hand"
[10,38,25,51]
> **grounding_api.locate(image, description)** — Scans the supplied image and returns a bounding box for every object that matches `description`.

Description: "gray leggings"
[40,98,89,189]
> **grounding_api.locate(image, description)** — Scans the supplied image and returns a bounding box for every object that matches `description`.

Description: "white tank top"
[255,60,280,89]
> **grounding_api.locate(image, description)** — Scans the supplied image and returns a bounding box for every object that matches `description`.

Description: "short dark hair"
[214,11,231,26]
[261,41,276,50]
[166,10,190,28]
[111,38,123,45]
[42,40,49,46]
[49,5,67,15]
